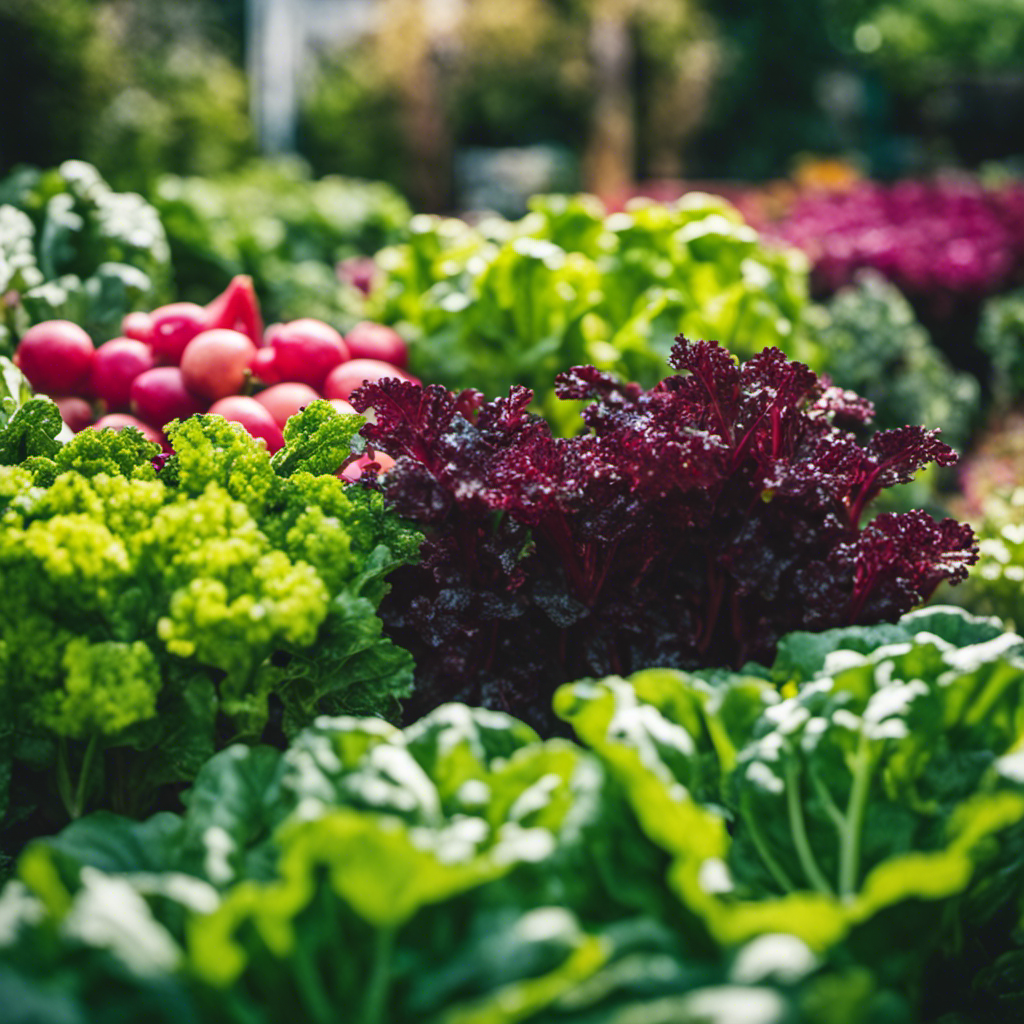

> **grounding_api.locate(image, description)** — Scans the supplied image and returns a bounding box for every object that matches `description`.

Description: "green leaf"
[272,400,365,478]
[0,397,64,465]
[34,812,185,876]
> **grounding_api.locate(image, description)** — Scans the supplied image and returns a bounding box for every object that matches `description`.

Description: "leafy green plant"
[0,160,171,352]
[852,0,1024,84]
[980,289,1024,408]
[367,193,816,432]
[816,271,980,452]
[953,487,1024,631]
[556,606,1024,1011]
[152,159,411,325]
[0,402,420,857]
[4,609,1024,1021]
[0,704,895,1024]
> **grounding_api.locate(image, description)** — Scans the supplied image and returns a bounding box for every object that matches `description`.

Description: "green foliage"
[851,0,1024,83]
[2,611,1023,1021]
[0,408,420,855]
[0,358,71,462]
[955,488,1024,632]
[151,158,411,324]
[0,161,171,351]
[0,0,253,193]
[980,289,1024,407]
[0,706,820,1024]
[368,192,814,432]
[556,606,1024,978]
[299,44,410,193]
[816,271,980,452]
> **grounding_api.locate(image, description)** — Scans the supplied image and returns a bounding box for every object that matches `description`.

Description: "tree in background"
[0,0,253,190]
[301,0,718,208]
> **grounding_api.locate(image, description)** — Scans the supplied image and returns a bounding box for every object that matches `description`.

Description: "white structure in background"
[247,0,376,154]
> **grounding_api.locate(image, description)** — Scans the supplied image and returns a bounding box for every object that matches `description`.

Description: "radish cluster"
[12,276,414,477]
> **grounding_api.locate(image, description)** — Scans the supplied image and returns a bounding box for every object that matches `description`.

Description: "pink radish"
[328,398,358,416]
[131,367,207,428]
[254,382,322,428]
[91,413,164,445]
[323,358,418,402]
[268,318,349,390]
[343,321,408,369]
[207,395,285,453]
[180,329,257,401]
[149,302,208,365]
[15,320,95,395]
[55,396,94,432]
[122,311,154,343]
[91,337,156,411]
[250,346,280,385]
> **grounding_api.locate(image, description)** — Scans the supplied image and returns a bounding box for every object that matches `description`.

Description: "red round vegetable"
[90,413,164,445]
[55,395,94,432]
[268,318,349,389]
[149,303,209,365]
[121,311,154,343]
[207,395,285,453]
[130,367,207,428]
[253,382,322,428]
[91,337,156,411]
[343,321,408,369]
[340,451,396,482]
[15,320,95,395]
[180,329,257,401]
[323,358,418,402]
[249,346,280,385]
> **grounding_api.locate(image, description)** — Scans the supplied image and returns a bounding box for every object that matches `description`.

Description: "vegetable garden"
[1,144,1024,1024]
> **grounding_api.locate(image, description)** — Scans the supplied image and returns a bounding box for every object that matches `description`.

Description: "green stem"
[784,758,834,896]
[808,763,846,832]
[839,735,874,899]
[71,735,100,820]
[291,934,335,1024]
[56,738,74,821]
[361,926,395,1024]
[741,791,796,894]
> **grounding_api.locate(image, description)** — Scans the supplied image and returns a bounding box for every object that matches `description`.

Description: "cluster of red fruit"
[13,276,413,478]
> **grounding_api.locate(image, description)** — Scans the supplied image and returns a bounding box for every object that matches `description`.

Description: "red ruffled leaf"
[363,338,976,732]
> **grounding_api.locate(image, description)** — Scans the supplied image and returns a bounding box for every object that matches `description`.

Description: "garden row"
[0,159,1023,1022]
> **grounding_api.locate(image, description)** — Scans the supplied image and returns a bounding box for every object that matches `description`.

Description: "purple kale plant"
[351,339,977,733]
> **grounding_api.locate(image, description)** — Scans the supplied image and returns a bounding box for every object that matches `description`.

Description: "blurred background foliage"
[6,0,1024,202]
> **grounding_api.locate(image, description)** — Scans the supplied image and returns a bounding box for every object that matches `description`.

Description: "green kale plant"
[815,271,980,453]
[0,402,420,859]
[980,288,1024,409]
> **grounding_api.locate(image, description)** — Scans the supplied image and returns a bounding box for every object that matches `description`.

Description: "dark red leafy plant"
[351,339,977,733]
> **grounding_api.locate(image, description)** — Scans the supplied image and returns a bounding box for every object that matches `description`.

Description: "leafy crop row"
[2,608,1022,1023]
